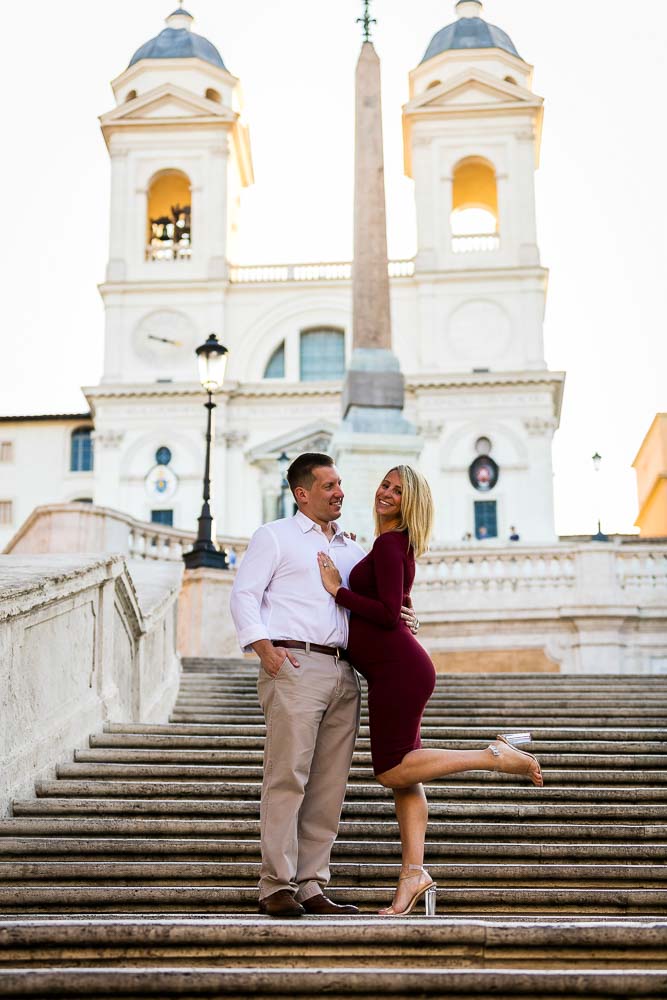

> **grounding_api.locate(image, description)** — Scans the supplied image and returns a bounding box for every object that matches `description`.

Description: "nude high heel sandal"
[489,732,543,787]
[379,865,437,917]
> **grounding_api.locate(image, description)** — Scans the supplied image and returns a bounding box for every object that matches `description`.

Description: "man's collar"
[294,510,348,541]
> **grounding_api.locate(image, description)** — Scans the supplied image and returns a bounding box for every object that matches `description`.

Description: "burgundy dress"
[335,530,436,775]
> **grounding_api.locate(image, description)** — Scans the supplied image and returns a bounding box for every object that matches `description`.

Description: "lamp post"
[183,334,229,570]
[277,451,290,519]
[591,451,609,542]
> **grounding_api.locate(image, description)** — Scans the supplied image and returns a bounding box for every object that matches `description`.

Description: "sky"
[0,0,665,536]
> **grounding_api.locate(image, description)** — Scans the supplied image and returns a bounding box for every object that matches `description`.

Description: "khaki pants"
[256,650,361,902]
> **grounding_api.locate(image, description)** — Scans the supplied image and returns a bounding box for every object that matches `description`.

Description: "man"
[230,452,417,918]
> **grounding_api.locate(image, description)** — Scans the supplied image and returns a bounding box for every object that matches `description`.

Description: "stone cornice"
[83,381,342,403]
[407,370,564,391]
[98,280,228,296]
[110,58,238,95]
[84,371,565,412]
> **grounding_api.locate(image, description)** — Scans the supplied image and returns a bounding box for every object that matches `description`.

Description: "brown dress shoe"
[301,893,359,915]
[258,889,304,918]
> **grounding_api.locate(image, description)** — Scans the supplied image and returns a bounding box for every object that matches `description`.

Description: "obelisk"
[333,2,421,541]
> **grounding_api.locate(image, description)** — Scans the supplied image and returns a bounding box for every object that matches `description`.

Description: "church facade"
[0,1,564,550]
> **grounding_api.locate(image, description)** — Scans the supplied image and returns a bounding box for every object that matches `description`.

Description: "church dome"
[421,0,521,64]
[129,7,226,70]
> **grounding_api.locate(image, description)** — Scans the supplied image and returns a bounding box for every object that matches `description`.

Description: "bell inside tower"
[147,170,192,261]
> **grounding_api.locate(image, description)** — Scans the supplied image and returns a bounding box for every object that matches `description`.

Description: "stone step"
[169,711,667,726]
[8,966,666,997]
[71,748,667,767]
[13,782,667,822]
[0,861,664,887]
[28,781,667,804]
[0,885,665,915]
[1,838,664,863]
[177,674,667,688]
[99,725,667,743]
[13,796,667,823]
[53,762,667,785]
[179,691,667,704]
[177,679,667,689]
[102,719,667,745]
[1,917,666,970]
[13,781,667,818]
[2,663,664,997]
[173,695,667,710]
[1,817,665,842]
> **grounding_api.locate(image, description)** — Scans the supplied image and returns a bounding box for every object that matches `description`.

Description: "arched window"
[70,428,93,472]
[300,328,345,381]
[451,157,499,252]
[264,342,285,379]
[205,88,222,103]
[125,89,137,102]
[147,170,192,261]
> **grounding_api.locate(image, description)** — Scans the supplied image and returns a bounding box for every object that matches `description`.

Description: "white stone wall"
[0,554,182,816]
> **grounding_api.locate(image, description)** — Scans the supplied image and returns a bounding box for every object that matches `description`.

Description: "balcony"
[228,259,415,284]
[451,233,500,254]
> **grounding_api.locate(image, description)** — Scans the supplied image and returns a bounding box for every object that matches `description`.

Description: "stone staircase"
[0,660,666,997]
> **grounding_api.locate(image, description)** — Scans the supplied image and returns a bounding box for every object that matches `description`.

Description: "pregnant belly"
[347,619,433,681]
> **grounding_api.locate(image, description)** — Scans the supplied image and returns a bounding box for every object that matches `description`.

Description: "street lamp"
[183,334,229,569]
[591,451,609,542]
[277,451,290,519]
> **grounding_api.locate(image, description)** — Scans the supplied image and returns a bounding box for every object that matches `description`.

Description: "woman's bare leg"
[377,742,543,790]
[379,783,432,915]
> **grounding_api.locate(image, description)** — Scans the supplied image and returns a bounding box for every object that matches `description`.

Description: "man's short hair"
[287,453,334,494]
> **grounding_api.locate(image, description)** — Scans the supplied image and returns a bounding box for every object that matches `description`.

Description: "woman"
[317,466,542,916]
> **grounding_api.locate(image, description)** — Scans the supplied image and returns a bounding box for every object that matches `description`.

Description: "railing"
[452,234,500,254]
[416,546,577,594]
[228,259,415,284]
[128,521,247,568]
[145,241,192,262]
[414,542,667,605]
[616,549,667,591]
[4,503,248,569]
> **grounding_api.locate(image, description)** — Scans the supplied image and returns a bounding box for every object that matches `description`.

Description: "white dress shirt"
[230,511,366,652]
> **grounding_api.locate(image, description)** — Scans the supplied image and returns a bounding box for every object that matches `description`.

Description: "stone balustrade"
[0,554,182,816]
[415,541,667,674]
[4,505,666,674]
[228,259,415,283]
[4,503,248,568]
[416,542,667,604]
[451,233,500,254]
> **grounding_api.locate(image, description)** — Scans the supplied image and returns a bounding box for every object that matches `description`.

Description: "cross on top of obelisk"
[357,0,376,42]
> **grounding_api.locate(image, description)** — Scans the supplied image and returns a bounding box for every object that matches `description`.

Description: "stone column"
[333,39,421,543]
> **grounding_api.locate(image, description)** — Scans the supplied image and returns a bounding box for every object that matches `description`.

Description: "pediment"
[406,69,541,114]
[101,83,235,126]
[247,421,338,466]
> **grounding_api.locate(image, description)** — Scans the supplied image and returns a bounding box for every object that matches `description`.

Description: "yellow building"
[633,413,667,537]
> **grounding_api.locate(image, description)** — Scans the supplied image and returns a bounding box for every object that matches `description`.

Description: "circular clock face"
[133,310,195,369]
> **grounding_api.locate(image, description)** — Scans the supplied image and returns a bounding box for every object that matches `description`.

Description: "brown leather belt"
[272,640,349,659]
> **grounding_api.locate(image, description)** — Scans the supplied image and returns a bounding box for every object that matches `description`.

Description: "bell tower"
[97,5,253,385]
[403,1,563,542]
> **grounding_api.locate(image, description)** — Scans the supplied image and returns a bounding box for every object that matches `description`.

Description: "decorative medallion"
[145,464,179,501]
[469,455,499,492]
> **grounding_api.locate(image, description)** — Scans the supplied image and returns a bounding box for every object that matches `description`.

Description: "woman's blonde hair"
[373,465,434,558]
